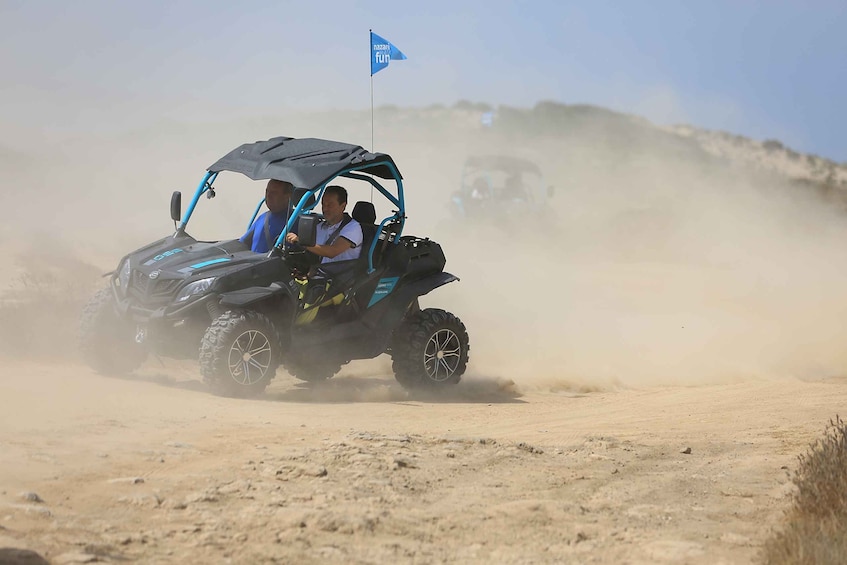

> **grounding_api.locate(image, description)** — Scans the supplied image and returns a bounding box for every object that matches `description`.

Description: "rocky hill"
[456,100,846,192]
[667,123,847,198]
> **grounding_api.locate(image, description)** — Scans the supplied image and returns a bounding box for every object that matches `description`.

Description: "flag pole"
[369,29,375,201]
[369,29,374,152]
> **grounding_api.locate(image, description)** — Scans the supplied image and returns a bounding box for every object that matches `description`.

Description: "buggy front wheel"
[79,287,147,375]
[200,310,281,398]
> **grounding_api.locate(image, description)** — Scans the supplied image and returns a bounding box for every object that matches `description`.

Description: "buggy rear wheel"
[79,287,147,375]
[200,310,280,398]
[391,308,469,389]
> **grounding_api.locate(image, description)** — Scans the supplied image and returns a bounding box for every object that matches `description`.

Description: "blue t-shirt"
[240,211,289,253]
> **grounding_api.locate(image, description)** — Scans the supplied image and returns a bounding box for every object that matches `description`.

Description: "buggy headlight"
[175,277,216,303]
[117,259,131,292]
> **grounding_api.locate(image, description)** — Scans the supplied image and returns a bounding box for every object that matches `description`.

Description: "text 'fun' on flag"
[370,31,407,76]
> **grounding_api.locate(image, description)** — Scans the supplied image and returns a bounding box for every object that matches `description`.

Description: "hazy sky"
[1,0,845,161]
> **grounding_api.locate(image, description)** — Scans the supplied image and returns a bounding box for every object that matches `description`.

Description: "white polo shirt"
[316,217,363,263]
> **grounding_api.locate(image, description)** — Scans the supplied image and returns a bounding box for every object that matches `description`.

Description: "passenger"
[285,185,363,263]
[240,179,294,253]
[503,172,527,202]
[285,185,363,325]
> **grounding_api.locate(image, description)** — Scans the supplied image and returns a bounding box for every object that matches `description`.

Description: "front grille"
[130,269,150,295]
[129,270,181,302]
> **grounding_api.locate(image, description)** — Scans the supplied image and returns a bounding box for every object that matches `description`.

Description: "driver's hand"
[285,233,299,244]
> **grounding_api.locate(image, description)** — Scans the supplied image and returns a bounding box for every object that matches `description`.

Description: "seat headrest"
[352,201,376,225]
[291,187,316,210]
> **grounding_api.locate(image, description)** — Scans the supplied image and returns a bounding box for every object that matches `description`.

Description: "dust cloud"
[2,104,847,392]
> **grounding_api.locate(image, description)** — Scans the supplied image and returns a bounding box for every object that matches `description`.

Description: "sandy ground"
[2,114,847,564]
[1,358,845,564]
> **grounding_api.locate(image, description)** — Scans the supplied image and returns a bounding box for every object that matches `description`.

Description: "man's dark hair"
[268,179,294,193]
[324,185,348,204]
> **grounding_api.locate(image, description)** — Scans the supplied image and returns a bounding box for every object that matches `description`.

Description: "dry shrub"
[761,416,847,564]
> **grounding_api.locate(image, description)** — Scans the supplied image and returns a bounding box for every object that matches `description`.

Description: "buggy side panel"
[291,271,458,362]
[219,283,296,308]
[373,271,458,329]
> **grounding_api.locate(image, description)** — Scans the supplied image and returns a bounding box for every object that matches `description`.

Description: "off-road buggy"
[80,136,470,397]
[450,155,554,224]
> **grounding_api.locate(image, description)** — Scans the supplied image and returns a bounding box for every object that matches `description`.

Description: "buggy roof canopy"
[465,155,541,175]
[209,136,402,189]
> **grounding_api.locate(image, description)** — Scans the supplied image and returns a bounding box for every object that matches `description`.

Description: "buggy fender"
[373,272,458,330]
[395,272,459,303]
[219,282,296,308]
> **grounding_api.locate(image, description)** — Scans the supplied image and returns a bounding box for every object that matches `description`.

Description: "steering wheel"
[279,244,320,278]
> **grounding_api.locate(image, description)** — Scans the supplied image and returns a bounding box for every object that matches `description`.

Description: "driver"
[470,177,491,200]
[240,179,294,253]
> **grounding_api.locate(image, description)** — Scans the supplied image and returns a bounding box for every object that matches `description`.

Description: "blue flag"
[370,31,407,76]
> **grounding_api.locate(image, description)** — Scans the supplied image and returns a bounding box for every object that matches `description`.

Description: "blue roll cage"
[177,162,406,274]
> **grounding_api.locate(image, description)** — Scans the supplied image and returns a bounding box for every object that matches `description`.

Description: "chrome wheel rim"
[227,329,272,385]
[423,328,462,382]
